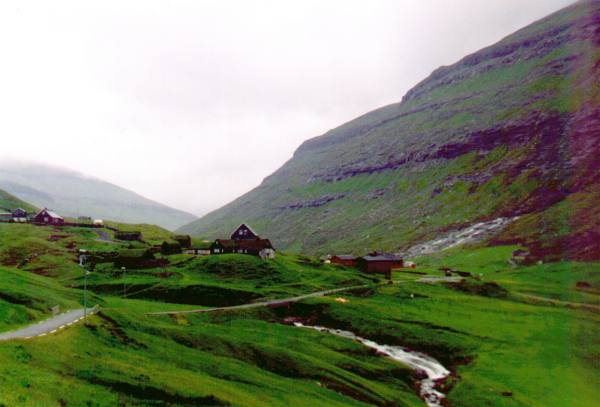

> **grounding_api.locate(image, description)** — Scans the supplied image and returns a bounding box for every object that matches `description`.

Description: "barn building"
[32,208,64,226]
[331,255,358,267]
[357,252,404,279]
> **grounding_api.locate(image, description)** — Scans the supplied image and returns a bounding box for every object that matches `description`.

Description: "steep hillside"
[0,189,38,213]
[180,0,600,259]
[0,163,197,231]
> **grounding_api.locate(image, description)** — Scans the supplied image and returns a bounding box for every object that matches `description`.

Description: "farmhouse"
[211,238,276,259]
[32,208,64,226]
[12,208,28,222]
[211,224,276,259]
[331,255,358,267]
[357,252,404,279]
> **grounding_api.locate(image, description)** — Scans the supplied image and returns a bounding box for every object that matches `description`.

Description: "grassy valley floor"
[0,223,598,406]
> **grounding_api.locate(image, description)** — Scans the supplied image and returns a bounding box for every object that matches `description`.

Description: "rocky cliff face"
[179,0,600,259]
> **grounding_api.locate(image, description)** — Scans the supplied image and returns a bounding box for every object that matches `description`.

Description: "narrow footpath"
[0,307,98,341]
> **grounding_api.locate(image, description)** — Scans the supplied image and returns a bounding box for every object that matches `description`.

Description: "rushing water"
[294,323,450,407]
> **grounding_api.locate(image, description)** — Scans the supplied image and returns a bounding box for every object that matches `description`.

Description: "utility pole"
[84,265,88,318]
[122,267,127,298]
[79,250,89,317]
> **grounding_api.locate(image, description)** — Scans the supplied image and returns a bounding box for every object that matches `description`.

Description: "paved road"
[0,307,98,341]
[146,276,462,316]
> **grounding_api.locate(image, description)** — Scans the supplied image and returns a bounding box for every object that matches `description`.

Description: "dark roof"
[214,238,273,250]
[361,253,403,262]
[332,255,357,260]
[214,239,238,248]
[238,239,273,250]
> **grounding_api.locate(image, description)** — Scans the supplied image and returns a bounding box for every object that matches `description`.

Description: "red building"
[356,253,404,279]
[331,255,358,267]
[32,208,64,226]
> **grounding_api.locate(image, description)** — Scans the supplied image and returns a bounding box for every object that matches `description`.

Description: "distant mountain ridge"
[0,163,197,230]
[0,189,38,214]
[179,0,600,260]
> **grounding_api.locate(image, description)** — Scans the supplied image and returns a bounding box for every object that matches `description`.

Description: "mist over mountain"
[179,0,600,260]
[0,162,196,230]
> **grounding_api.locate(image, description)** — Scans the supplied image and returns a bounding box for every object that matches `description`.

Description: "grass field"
[0,223,598,406]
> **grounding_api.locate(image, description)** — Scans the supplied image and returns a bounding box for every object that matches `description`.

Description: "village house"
[12,208,28,222]
[210,224,276,259]
[331,255,358,267]
[32,208,64,226]
[356,252,404,279]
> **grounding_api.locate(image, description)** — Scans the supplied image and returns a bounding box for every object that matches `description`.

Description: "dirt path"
[0,307,98,341]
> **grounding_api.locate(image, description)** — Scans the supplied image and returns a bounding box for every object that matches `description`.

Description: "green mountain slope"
[179,0,600,259]
[0,189,38,213]
[0,163,197,231]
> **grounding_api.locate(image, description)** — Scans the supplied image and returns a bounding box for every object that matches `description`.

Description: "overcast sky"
[0,0,573,216]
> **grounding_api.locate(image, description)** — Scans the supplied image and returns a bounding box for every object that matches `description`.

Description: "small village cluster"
[1,206,406,277]
[153,224,276,260]
[0,207,65,224]
[0,207,104,226]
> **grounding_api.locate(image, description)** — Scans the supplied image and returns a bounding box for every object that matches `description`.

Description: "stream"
[294,323,450,407]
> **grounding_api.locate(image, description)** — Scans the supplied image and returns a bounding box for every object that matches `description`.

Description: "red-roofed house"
[32,208,64,226]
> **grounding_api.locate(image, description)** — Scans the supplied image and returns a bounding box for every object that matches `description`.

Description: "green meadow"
[0,223,598,406]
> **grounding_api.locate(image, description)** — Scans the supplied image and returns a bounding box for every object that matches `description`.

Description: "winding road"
[0,307,98,341]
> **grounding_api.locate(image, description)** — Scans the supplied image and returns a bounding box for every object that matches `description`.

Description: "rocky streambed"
[294,323,450,407]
